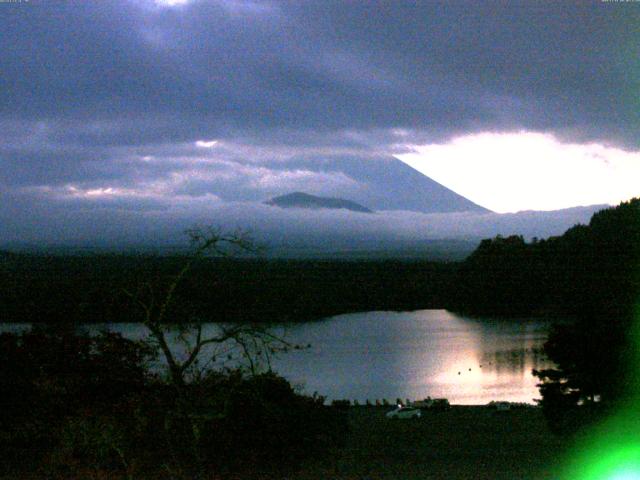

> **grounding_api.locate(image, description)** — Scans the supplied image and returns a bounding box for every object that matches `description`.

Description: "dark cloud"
[1,1,637,141]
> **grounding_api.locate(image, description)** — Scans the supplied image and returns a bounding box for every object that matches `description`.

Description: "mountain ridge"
[265,192,373,213]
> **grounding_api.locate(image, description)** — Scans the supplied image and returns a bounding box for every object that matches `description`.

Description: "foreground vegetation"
[0,324,348,479]
[0,231,351,479]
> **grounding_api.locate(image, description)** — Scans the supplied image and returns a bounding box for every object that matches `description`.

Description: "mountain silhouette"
[265,192,373,213]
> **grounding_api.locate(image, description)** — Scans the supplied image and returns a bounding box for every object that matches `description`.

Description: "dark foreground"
[0,405,576,479]
[296,406,566,480]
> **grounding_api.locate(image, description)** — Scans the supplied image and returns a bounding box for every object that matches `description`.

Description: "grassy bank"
[0,400,571,479]
[298,406,567,480]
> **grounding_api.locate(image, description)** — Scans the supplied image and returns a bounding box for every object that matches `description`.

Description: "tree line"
[0,252,453,326]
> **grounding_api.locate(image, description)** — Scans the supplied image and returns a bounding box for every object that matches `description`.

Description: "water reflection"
[267,310,554,405]
[0,310,555,405]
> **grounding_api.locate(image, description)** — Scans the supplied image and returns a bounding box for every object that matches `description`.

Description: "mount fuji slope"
[274,155,490,213]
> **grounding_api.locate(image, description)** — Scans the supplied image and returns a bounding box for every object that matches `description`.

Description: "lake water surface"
[270,309,553,405]
[2,310,554,405]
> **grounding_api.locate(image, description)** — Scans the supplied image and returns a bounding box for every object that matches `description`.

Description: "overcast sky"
[0,0,638,245]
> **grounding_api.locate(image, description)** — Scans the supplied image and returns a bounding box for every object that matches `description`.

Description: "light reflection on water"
[0,309,554,405]
[267,310,553,405]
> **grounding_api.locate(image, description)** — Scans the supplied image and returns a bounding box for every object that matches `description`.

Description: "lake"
[1,309,554,405]
[268,309,553,405]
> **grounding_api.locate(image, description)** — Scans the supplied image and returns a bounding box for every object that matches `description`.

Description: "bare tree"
[123,226,291,387]
[123,227,296,478]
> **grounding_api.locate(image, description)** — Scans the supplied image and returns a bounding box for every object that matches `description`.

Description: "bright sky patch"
[395,132,640,213]
[154,0,191,7]
[195,140,218,148]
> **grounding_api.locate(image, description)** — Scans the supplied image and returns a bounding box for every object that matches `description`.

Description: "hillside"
[445,198,640,318]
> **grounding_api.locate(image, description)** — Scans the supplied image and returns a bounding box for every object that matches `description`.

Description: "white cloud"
[195,140,218,148]
[153,0,191,7]
[38,155,361,204]
[395,131,640,213]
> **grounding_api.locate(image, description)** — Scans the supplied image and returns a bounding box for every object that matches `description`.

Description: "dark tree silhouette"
[533,199,640,432]
[122,227,289,388]
[446,198,640,320]
[0,326,154,476]
[0,228,348,479]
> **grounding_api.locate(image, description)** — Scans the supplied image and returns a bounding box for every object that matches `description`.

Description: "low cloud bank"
[0,191,605,257]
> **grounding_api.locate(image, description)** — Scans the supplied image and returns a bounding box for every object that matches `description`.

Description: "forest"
[0,253,454,325]
[445,198,640,320]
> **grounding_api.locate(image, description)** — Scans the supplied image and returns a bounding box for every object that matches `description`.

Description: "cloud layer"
[3,1,637,143]
[0,1,637,244]
[0,185,603,257]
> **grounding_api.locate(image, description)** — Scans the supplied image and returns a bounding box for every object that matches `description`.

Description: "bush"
[196,371,348,476]
[0,327,154,476]
[0,328,348,478]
